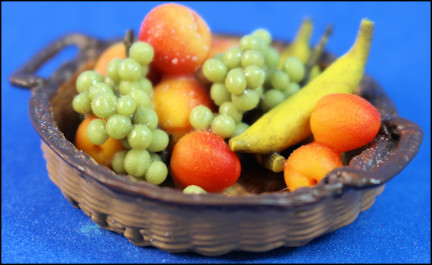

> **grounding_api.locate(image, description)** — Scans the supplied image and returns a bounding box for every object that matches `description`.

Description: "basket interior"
[49,58,369,196]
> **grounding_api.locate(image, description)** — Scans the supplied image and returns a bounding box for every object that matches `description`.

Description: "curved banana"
[230,19,374,154]
[279,18,313,67]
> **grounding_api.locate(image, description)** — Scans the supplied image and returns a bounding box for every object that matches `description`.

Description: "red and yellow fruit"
[138,3,212,76]
[152,76,215,142]
[170,131,241,192]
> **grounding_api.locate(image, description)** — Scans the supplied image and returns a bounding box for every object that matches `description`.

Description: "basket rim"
[22,33,424,210]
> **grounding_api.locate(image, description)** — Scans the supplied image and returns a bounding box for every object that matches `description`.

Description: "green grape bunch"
[195,28,306,140]
[72,41,169,185]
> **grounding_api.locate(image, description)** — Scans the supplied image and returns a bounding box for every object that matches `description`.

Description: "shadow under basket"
[10,33,423,256]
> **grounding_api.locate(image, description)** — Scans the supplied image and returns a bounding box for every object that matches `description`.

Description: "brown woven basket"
[10,33,423,256]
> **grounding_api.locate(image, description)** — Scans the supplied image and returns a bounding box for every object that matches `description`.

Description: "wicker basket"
[10,33,423,256]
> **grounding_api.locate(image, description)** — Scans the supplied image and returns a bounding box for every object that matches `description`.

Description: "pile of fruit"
[72,3,381,194]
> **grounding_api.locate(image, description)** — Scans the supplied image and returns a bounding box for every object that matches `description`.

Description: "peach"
[170,131,241,192]
[138,3,211,76]
[152,76,215,142]
[75,116,126,168]
[284,142,343,192]
[310,93,381,153]
[93,42,126,76]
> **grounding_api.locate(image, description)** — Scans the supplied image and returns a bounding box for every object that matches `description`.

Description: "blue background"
[2,1,430,263]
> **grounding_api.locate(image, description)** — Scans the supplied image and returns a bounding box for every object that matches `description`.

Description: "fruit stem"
[255,152,286,173]
[124,29,134,57]
[301,23,332,86]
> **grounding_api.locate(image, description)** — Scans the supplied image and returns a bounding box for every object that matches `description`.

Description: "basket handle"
[326,116,423,190]
[9,33,100,89]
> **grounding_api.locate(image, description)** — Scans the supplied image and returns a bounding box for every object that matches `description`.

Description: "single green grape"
[189,105,214,130]
[244,65,265,89]
[133,106,158,129]
[283,82,301,97]
[145,161,168,185]
[88,82,113,101]
[252,28,272,46]
[116,95,137,116]
[106,114,133,139]
[86,118,108,145]
[270,70,290,90]
[233,122,250,137]
[91,93,117,119]
[253,86,264,98]
[147,129,169,152]
[76,70,104,93]
[211,114,236,138]
[225,68,247,95]
[112,150,128,174]
[261,89,286,112]
[136,77,153,96]
[129,88,151,107]
[219,101,242,123]
[203,58,228,83]
[129,41,154,66]
[282,56,305,83]
[124,149,151,178]
[119,80,141,95]
[239,35,262,51]
[141,65,149,77]
[210,83,230,106]
[265,46,281,69]
[149,152,162,162]
[241,50,265,68]
[183,185,207,194]
[263,67,276,88]
[222,47,242,69]
[231,89,260,111]
[118,58,142,81]
[72,93,91,114]
[121,137,131,149]
[127,124,152,150]
[104,76,117,90]
[106,58,122,83]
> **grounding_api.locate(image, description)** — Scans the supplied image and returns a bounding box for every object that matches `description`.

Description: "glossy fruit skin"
[75,116,126,167]
[138,3,211,76]
[152,76,215,142]
[170,131,241,192]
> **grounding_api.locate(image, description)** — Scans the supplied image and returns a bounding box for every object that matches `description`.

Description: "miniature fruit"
[279,18,313,66]
[170,131,241,192]
[310,93,381,153]
[94,42,127,76]
[138,3,212,76]
[75,116,126,167]
[284,93,381,191]
[230,19,375,154]
[284,142,342,191]
[152,76,215,142]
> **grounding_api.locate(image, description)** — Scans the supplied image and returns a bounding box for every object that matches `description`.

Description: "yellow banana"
[279,18,313,67]
[230,19,374,154]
